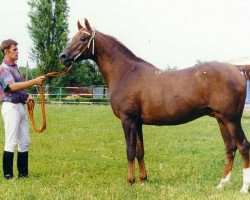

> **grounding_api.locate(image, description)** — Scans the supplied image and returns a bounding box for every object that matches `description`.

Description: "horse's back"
[138,61,246,125]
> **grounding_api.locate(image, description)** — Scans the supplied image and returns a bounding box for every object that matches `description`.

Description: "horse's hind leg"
[216,120,237,189]
[226,121,250,193]
[135,121,147,184]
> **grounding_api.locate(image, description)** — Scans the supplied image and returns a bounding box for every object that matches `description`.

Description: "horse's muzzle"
[59,53,73,67]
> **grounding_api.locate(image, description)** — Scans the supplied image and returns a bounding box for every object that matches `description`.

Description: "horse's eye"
[80,37,86,42]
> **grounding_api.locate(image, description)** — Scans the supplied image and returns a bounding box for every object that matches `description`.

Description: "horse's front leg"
[136,121,147,184]
[122,116,138,185]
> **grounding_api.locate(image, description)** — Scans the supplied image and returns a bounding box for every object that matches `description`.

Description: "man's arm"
[8,76,46,91]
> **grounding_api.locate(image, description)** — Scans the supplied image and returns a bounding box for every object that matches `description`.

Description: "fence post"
[59,87,62,103]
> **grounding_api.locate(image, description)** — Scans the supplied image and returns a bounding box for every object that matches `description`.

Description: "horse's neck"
[94,32,139,90]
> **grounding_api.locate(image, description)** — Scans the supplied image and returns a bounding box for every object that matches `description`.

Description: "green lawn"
[0,105,249,199]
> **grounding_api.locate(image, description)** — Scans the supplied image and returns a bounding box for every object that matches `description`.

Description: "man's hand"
[26,94,33,102]
[34,75,46,85]
[26,94,34,108]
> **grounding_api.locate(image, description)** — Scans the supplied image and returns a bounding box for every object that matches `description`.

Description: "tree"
[196,59,206,65]
[19,65,43,81]
[27,0,69,85]
[18,65,43,94]
[165,65,177,71]
[0,52,3,63]
[53,60,105,87]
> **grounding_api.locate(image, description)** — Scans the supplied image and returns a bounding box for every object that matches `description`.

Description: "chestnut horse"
[60,19,250,192]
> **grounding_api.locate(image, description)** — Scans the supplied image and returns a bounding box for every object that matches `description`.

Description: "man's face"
[4,44,18,62]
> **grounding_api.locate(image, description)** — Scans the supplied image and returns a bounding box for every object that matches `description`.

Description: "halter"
[74,28,96,60]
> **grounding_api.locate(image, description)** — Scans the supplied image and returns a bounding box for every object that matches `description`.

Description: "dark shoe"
[4,174,13,180]
[18,174,28,178]
[17,151,28,178]
[3,151,14,180]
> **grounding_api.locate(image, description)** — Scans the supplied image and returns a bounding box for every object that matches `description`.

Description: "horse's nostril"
[59,53,67,61]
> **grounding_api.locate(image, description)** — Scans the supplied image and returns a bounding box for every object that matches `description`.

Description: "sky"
[1,0,250,69]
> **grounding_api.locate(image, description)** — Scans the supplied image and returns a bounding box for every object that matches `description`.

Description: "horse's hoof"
[127,178,135,186]
[138,181,146,186]
[216,180,231,189]
[240,189,249,193]
[216,183,224,189]
[240,183,250,193]
[139,176,147,185]
[240,188,249,193]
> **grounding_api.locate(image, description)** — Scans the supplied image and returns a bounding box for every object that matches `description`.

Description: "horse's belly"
[142,114,196,125]
[142,107,211,125]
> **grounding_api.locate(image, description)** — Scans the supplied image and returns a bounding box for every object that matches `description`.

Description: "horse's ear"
[84,18,91,31]
[77,20,83,30]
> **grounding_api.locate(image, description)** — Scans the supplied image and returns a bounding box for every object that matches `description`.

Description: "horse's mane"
[98,31,154,66]
[110,35,137,58]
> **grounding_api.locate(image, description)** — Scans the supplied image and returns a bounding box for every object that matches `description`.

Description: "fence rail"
[30,85,110,105]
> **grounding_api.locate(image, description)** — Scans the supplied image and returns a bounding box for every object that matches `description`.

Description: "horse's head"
[60,18,95,67]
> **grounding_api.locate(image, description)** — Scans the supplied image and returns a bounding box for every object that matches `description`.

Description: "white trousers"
[1,102,30,152]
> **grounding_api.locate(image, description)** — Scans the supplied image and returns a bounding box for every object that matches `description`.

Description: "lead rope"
[28,28,96,133]
[27,64,74,133]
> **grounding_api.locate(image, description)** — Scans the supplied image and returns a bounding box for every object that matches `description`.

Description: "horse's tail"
[236,65,250,80]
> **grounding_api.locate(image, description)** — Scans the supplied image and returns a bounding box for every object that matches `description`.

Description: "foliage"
[18,67,28,78]
[27,0,69,85]
[0,105,249,199]
[27,0,105,87]
[52,60,105,87]
[165,65,177,71]
[20,60,106,89]
[19,66,43,94]
[19,66,43,80]
[0,52,3,63]
[196,59,208,65]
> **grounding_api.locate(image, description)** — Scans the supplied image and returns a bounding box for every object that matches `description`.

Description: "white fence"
[31,85,110,104]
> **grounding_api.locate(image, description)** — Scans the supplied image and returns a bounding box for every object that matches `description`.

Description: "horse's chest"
[110,95,140,119]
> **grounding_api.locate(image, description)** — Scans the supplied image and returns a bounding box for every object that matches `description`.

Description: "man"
[0,39,45,180]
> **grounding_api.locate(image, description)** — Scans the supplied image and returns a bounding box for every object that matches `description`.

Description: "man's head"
[0,39,19,62]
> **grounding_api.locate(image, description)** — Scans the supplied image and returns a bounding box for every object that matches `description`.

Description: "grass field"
[0,105,250,199]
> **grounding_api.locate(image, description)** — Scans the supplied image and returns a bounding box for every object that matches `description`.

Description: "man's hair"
[0,39,18,55]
